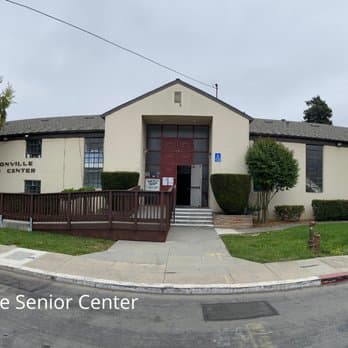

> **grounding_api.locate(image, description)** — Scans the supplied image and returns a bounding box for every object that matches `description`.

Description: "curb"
[320,272,348,285]
[0,263,321,295]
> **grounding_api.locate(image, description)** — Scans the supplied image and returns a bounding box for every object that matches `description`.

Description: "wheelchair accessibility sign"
[214,153,222,162]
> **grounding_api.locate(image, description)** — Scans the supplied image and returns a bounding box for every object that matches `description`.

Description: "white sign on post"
[145,178,160,191]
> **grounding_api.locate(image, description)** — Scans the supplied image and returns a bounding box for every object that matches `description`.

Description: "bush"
[274,205,304,221]
[62,187,96,193]
[312,200,348,221]
[101,172,139,190]
[210,174,251,214]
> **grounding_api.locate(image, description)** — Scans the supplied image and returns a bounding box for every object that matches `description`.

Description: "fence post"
[108,191,112,231]
[67,193,72,231]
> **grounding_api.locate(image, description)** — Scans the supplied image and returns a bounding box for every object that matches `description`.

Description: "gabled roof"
[0,115,104,137]
[250,118,348,143]
[101,79,253,120]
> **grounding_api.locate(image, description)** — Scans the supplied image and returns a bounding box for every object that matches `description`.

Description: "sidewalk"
[0,227,347,294]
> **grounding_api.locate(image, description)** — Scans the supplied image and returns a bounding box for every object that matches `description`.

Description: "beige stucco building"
[1,79,347,219]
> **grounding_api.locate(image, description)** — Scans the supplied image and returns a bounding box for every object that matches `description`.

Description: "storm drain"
[202,301,279,321]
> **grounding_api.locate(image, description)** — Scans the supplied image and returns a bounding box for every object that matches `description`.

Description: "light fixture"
[337,142,343,147]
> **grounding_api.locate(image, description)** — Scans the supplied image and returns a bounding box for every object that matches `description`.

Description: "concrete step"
[171,208,214,227]
[173,218,213,223]
[171,223,214,227]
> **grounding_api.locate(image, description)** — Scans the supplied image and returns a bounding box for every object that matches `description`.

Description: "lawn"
[0,228,115,255]
[221,223,348,263]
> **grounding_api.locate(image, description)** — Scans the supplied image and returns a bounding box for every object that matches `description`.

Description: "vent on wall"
[174,91,182,105]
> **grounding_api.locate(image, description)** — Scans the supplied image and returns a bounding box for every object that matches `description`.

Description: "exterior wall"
[0,138,84,193]
[267,142,348,220]
[104,82,250,211]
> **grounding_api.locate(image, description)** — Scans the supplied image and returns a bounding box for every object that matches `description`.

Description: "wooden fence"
[0,187,176,242]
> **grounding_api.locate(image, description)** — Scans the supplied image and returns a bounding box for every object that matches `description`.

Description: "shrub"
[274,205,304,221]
[210,174,251,214]
[101,172,139,190]
[312,200,348,221]
[62,187,96,193]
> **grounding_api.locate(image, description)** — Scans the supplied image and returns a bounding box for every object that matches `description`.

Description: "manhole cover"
[202,301,279,321]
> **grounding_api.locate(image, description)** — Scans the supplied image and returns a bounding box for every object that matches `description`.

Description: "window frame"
[26,138,42,158]
[24,180,41,194]
[306,144,323,193]
[83,137,104,189]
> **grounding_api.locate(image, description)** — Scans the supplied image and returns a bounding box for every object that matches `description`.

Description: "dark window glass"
[146,151,161,164]
[26,139,42,158]
[84,169,102,189]
[147,125,161,137]
[145,164,160,178]
[147,138,161,151]
[306,145,323,192]
[194,139,209,152]
[194,126,209,138]
[84,138,103,169]
[163,125,177,137]
[193,152,209,164]
[24,180,41,194]
[84,138,103,188]
[178,125,193,138]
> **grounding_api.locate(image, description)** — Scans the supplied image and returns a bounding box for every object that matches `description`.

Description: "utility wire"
[4,0,216,90]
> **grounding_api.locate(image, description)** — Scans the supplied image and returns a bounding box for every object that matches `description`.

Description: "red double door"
[160,138,193,190]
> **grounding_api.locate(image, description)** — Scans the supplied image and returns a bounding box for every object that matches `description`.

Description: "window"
[84,138,103,168]
[306,144,323,192]
[25,180,41,194]
[84,169,102,188]
[84,138,103,188]
[26,139,42,158]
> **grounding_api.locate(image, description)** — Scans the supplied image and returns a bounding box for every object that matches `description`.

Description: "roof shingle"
[0,115,104,137]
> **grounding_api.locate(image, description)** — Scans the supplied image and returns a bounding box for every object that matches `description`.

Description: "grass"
[221,223,348,263]
[0,228,115,255]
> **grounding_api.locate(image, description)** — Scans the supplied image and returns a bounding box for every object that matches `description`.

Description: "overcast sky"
[1,0,348,125]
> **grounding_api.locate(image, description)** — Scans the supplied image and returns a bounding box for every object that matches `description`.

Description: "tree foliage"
[246,138,299,223]
[303,95,332,125]
[0,77,15,128]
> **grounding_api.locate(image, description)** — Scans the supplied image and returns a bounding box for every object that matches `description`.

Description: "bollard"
[313,233,321,256]
[308,220,315,249]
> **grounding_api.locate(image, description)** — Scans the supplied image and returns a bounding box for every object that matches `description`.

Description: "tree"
[303,96,332,125]
[0,77,15,128]
[246,138,299,223]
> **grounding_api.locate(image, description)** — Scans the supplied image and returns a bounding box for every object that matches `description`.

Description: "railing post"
[134,190,138,230]
[29,194,34,221]
[160,191,164,231]
[0,193,3,215]
[67,192,72,231]
[108,191,112,231]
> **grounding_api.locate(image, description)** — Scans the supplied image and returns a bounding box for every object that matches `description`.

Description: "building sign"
[145,178,160,191]
[0,161,36,174]
[214,153,222,162]
[162,177,174,186]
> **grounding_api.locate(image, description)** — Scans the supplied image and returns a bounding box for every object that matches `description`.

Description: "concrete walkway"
[0,226,347,293]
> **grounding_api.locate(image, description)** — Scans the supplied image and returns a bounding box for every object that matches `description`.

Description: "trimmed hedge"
[101,172,139,190]
[210,174,251,214]
[312,200,348,221]
[274,205,304,221]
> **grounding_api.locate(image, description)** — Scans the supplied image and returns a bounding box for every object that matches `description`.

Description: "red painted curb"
[320,272,348,285]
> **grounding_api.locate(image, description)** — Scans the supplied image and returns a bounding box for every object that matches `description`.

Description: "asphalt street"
[0,269,346,348]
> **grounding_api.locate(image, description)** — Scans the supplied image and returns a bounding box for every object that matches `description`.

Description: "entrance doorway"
[176,166,191,206]
[176,164,203,207]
